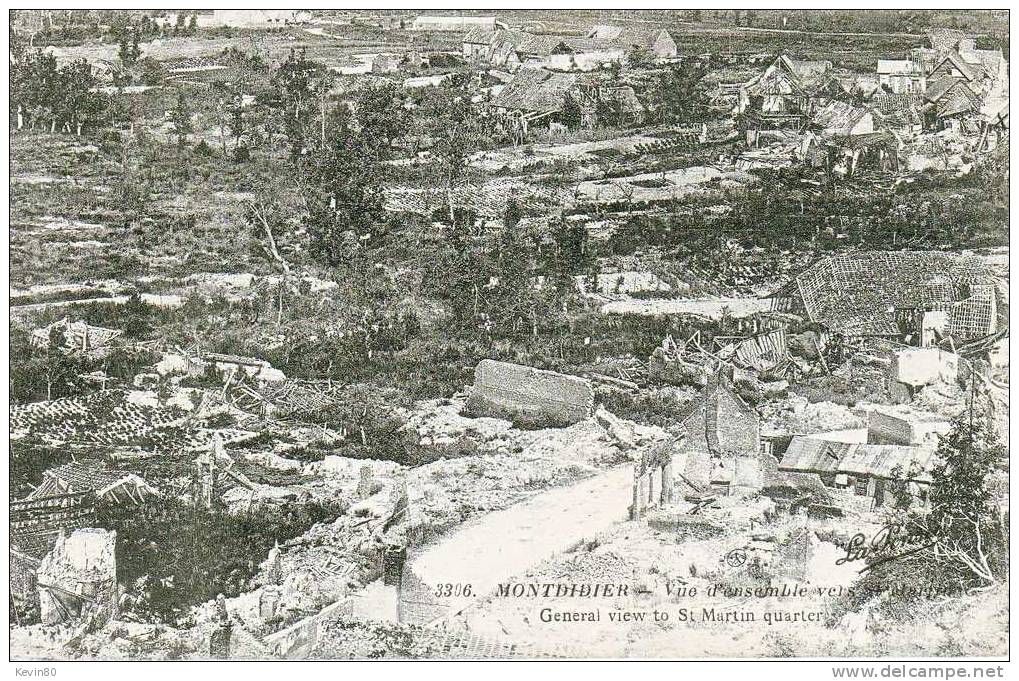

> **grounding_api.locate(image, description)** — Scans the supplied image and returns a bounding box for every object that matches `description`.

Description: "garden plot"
[385,179,569,218]
[537,134,666,159]
[600,297,775,319]
[576,166,741,204]
[10,389,203,451]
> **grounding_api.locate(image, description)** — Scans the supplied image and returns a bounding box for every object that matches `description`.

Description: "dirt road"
[407,465,633,623]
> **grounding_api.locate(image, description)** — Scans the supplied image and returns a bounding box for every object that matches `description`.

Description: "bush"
[98,496,346,622]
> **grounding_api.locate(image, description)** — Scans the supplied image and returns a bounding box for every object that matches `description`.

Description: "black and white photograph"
[6,6,1011,665]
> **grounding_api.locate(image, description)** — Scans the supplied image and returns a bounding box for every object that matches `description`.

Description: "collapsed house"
[869,92,924,136]
[490,69,644,142]
[462,25,677,70]
[736,54,836,145]
[911,29,1008,94]
[27,463,157,505]
[779,436,935,508]
[585,25,679,59]
[156,351,286,385]
[10,491,99,620]
[31,317,122,357]
[515,35,626,72]
[798,100,901,175]
[809,100,875,137]
[924,76,984,132]
[877,29,1008,136]
[461,28,530,67]
[771,251,999,343]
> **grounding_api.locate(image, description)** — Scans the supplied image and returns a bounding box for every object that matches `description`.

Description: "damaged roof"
[869,92,923,127]
[932,50,984,83]
[27,463,156,503]
[784,55,834,87]
[463,27,530,47]
[936,82,983,118]
[789,251,997,337]
[780,436,936,482]
[45,463,128,492]
[491,69,579,113]
[744,53,833,97]
[810,100,871,133]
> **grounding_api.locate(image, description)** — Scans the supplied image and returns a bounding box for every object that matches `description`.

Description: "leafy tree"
[10,50,61,130]
[168,89,194,148]
[885,398,1007,593]
[645,63,709,124]
[266,49,331,157]
[426,200,573,340]
[138,57,164,86]
[424,94,486,224]
[118,28,141,67]
[56,59,106,135]
[303,86,399,264]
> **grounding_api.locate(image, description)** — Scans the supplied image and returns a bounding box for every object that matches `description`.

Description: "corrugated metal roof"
[779,436,935,482]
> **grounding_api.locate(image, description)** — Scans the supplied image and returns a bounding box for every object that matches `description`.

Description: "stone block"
[465,359,594,428]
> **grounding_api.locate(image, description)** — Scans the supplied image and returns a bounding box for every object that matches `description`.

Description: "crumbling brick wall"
[712,386,760,454]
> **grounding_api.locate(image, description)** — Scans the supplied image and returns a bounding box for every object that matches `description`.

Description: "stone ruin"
[208,593,232,659]
[465,359,595,428]
[630,442,676,521]
[36,527,118,630]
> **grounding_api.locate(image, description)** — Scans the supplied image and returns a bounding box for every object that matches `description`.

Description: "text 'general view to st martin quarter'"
[7,8,1010,661]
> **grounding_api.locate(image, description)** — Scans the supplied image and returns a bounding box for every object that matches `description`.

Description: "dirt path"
[408,465,633,623]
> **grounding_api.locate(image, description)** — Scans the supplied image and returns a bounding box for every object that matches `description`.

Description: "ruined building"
[36,528,118,628]
[678,372,764,496]
[771,251,999,343]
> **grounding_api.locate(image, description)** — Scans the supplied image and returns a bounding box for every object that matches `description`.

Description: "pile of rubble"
[759,396,866,435]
